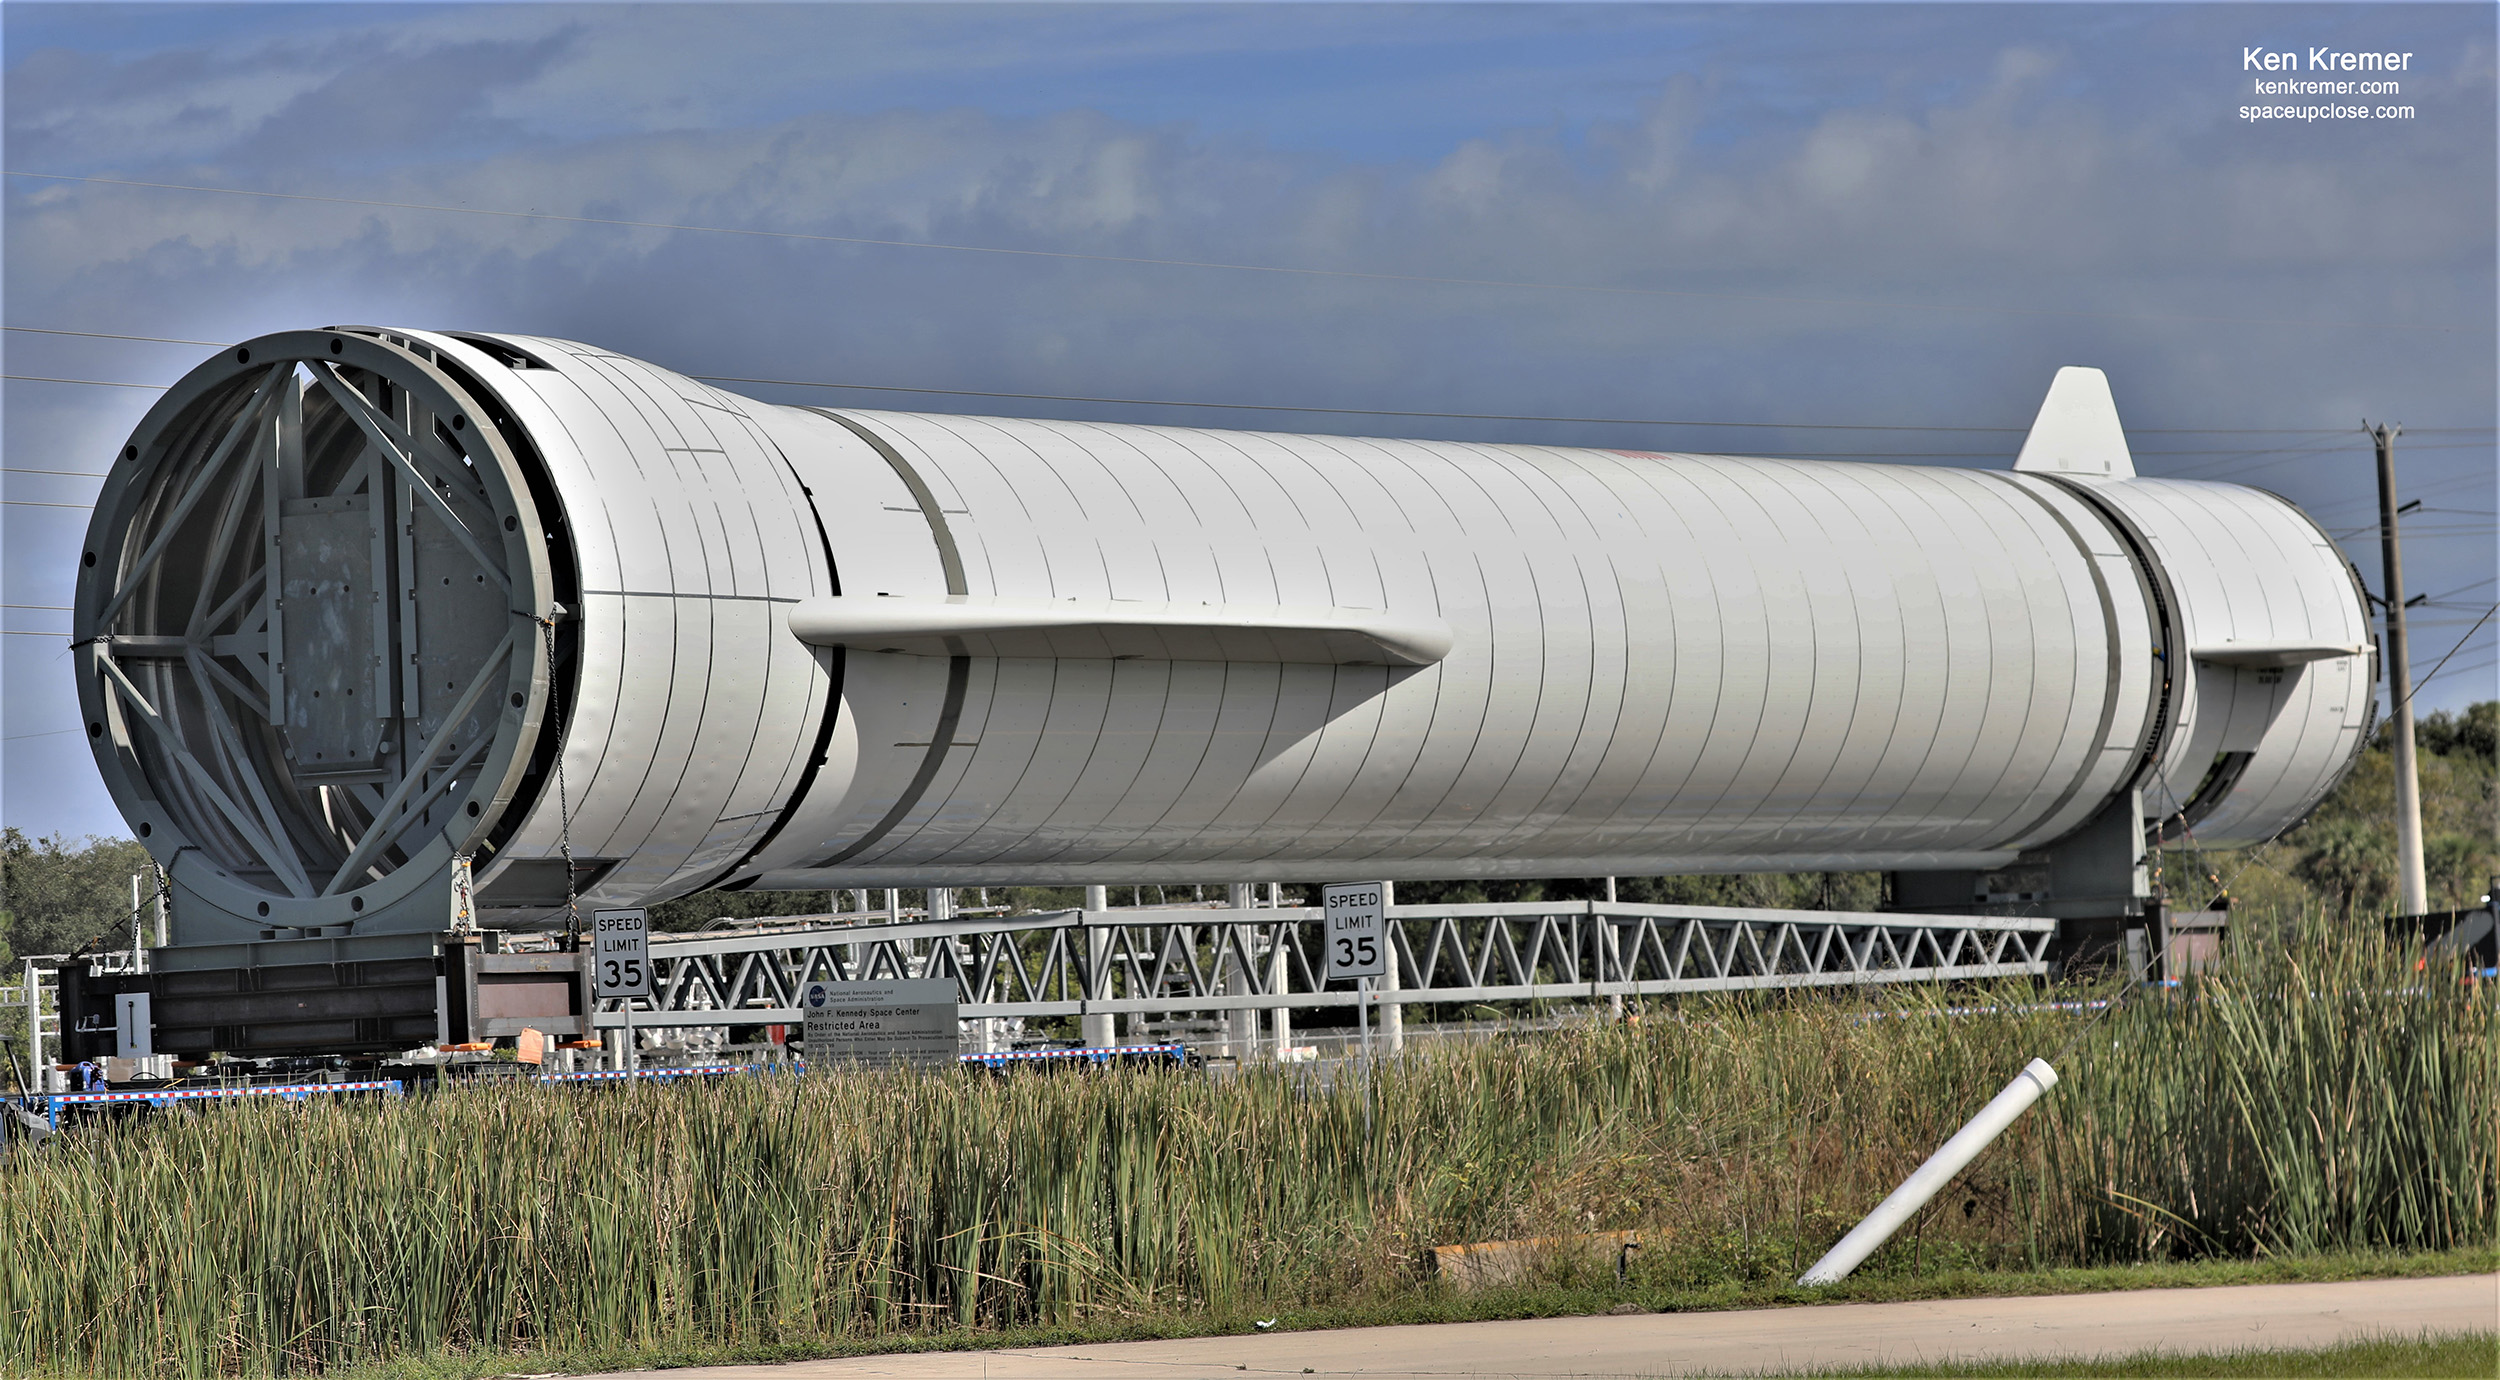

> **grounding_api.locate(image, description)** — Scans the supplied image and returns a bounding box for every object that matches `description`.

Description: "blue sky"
[6,2,2494,842]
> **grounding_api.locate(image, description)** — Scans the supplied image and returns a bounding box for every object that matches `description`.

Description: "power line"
[2409,652,2495,696]
[713,371,2423,442]
[2331,525,2496,539]
[2402,603,2498,704]
[2,499,97,509]
[0,357,2034,434]
[7,326,2487,443]
[2,372,170,390]
[2307,472,2499,519]
[7,170,2475,334]
[4,345,2022,433]
[5,325,227,347]
[686,372,2048,433]
[2151,432,2372,483]
[1,468,111,478]
[0,359,2433,446]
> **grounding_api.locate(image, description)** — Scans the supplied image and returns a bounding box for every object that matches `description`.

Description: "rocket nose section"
[2014,366,2136,479]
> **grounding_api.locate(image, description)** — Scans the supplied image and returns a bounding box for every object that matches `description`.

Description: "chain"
[449,852,476,934]
[2150,759,2235,910]
[2147,758,2202,907]
[150,865,169,945]
[536,604,579,942]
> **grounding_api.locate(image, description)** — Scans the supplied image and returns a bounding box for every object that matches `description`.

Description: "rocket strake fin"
[2014,366,2136,479]
[789,594,1453,667]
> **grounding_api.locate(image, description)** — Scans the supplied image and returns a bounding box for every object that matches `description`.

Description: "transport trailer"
[957,1042,1194,1074]
[10,1078,406,1130]
[55,932,592,1065]
[514,1044,1196,1081]
[11,1044,1197,1131]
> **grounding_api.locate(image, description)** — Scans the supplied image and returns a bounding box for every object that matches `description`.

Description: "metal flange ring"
[76,328,556,928]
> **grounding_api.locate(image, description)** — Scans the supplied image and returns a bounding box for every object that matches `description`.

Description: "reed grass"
[1,922,2487,1377]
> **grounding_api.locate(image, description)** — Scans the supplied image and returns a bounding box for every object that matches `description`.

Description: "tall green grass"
[1,924,2487,1376]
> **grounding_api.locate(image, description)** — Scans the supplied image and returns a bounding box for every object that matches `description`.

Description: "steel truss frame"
[80,331,549,936]
[595,901,2054,1029]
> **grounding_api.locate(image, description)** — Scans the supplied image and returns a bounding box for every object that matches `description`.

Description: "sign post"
[1322,882,1388,1136]
[800,979,960,1070]
[593,907,651,1071]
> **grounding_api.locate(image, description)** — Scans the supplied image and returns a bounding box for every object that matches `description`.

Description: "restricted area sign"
[592,907,651,999]
[1321,881,1388,982]
[801,978,960,1069]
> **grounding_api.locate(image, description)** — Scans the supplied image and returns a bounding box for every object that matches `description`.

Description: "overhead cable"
[4,170,2472,334]
[7,327,2490,440]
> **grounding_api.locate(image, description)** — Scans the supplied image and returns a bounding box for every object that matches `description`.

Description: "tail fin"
[2014,366,2134,478]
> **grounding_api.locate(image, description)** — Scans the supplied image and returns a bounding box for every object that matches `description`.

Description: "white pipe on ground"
[1797,1057,2060,1286]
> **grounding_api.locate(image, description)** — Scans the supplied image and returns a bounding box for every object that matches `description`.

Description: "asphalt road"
[581,1274,2497,1378]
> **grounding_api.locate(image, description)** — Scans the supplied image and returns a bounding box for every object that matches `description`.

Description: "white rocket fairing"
[77,331,2371,936]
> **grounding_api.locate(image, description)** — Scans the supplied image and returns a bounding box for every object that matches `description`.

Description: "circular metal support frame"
[76,329,557,933]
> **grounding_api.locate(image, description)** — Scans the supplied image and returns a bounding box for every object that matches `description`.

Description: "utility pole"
[2370,421,2428,916]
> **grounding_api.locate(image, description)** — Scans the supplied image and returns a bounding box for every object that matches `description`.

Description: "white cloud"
[6,6,2493,836]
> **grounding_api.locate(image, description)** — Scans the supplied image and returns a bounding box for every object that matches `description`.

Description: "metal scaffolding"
[591,900,2054,1030]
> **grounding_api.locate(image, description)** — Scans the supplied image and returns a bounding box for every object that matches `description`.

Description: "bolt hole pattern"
[235,347,251,364]
[83,551,96,567]
[330,338,344,355]
[256,901,269,917]
[351,896,365,912]
[87,723,102,738]
[139,822,151,837]
[466,801,481,817]
[509,692,524,708]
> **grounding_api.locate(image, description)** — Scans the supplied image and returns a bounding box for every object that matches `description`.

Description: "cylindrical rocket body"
[733,411,2162,886]
[76,329,2374,928]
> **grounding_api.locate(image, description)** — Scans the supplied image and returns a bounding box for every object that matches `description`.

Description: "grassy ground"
[7,924,2488,1377]
[1753,1332,2498,1378]
[323,1249,2496,1380]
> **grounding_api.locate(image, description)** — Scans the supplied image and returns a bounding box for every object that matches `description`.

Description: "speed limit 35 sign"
[592,907,652,999]
[1321,882,1387,983]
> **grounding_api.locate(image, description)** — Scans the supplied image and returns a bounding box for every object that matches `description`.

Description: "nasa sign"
[799,978,959,1069]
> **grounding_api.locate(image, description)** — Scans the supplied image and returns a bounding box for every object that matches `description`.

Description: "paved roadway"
[588,1274,2496,1378]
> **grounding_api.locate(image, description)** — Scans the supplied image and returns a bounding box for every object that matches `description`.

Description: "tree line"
[6,702,2491,964]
